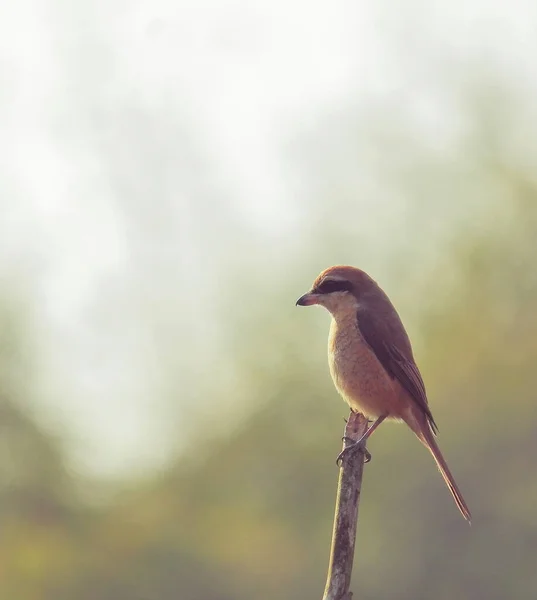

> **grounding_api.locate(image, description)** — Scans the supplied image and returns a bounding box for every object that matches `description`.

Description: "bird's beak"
[296,292,320,306]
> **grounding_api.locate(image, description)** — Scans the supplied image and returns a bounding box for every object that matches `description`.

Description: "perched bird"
[296,265,471,522]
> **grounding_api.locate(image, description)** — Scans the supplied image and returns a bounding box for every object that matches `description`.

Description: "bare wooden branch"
[322,412,369,600]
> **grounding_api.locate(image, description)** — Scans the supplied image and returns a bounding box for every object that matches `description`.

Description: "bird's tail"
[412,416,472,523]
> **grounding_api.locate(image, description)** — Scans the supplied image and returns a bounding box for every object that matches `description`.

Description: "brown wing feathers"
[356,307,438,434]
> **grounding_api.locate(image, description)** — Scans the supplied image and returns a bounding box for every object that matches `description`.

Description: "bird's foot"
[337,437,371,466]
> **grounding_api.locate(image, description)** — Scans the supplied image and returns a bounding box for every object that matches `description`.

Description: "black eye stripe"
[316,280,353,294]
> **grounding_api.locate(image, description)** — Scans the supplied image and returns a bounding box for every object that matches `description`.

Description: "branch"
[322,412,369,600]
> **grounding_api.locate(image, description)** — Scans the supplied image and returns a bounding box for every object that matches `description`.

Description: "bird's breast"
[328,317,398,418]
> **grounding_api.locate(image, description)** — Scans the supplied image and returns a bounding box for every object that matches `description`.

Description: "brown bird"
[296,265,471,522]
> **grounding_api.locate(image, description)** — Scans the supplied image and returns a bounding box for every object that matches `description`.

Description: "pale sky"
[1,0,536,476]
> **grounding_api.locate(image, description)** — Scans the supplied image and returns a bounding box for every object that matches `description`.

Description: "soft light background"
[1,1,536,598]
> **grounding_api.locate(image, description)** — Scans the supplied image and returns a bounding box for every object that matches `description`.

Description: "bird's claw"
[336,438,371,466]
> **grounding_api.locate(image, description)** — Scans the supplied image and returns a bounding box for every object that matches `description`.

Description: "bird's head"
[296,265,377,316]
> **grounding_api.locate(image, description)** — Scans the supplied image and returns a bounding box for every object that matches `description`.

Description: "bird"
[296,265,471,522]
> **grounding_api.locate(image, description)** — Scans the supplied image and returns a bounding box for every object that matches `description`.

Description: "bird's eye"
[316,279,352,294]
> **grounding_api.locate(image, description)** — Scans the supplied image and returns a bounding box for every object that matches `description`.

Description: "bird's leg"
[337,415,386,466]
[341,436,372,463]
[338,437,371,465]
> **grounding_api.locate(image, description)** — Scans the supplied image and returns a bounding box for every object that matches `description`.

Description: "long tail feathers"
[416,421,472,523]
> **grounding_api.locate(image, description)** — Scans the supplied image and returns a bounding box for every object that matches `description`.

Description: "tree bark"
[322,412,369,600]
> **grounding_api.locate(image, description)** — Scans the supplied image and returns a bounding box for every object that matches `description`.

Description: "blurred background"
[1,0,537,598]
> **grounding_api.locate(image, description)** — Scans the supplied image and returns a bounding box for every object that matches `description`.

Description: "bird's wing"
[356,308,438,434]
